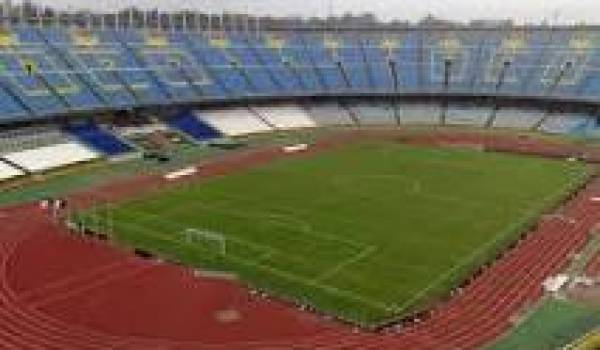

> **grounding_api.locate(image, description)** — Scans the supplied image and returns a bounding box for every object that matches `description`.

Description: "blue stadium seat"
[279,34,326,92]
[0,24,598,125]
[64,122,132,156]
[335,36,371,91]
[93,29,170,105]
[183,34,253,97]
[226,33,279,94]
[360,36,394,92]
[299,34,347,92]
[247,35,303,93]
[12,25,105,110]
[0,83,32,121]
[167,111,222,141]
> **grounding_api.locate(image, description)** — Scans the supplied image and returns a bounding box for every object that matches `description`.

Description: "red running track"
[1,131,600,349]
[586,253,600,277]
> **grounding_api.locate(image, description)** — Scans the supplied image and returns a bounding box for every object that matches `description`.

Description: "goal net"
[180,228,226,256]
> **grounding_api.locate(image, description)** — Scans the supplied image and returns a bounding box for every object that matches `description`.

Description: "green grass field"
[487,299,600,350]
[83,142,588,325]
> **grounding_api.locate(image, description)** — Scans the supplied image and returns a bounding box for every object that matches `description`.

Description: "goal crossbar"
[181,228,227,255]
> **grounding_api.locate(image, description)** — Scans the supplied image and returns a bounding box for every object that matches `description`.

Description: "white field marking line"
[201,186,478,249]
[113,216,390,311]
[391,174,583,315]
[313,245,378,283]
[208,190,468,248]
[119,207,370,280]
[123,196,442,275]
[210,196,369,249]
[331,173,492,209]
[159,181,476,256]
[199,189,379,238]
[113,208,280,257]
[157,194,370,251]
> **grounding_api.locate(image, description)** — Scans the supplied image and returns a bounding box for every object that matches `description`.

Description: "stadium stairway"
[166,110,222,142]
[63,122,133,156]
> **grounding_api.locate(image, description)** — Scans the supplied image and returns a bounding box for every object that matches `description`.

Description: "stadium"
[0,0,599,349]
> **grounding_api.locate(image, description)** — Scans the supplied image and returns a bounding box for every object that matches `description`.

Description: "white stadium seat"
[493,108,543,129]
[539,114,589,134]
[0,161,23,181]
[0,125,71,155]
[4,142,100,173]
[253,105,316,129]
[305,103,356,126]
[197,108,272,136]
[445,105,492,127]
[350,102,397,125]
[398,103,441,124]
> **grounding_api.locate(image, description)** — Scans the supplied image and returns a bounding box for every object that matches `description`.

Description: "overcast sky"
[25,0,600,24]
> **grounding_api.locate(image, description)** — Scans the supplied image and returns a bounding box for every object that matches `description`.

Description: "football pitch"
[84,142,588,325]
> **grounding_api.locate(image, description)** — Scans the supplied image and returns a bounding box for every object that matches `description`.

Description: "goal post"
[180,228,227,256]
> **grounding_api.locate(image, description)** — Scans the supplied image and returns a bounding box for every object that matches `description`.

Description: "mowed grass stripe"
[93,142,587,324]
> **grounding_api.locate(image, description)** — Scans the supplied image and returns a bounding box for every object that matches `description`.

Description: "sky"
[24,0,600,24]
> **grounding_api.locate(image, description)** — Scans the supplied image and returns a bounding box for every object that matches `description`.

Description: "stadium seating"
[183,34,254,97]
[3,142,100,172]
[305,103,357,126]
[0,160,23,181]
[359,36,395,92]
[113,120,171,137]
[247,35,304,93]
[398,102,442,124]
[274,34,324,91]
[113,29,202,102]
[92,29,170,105]
[166,110,222,141]
[253,104,317,129]
[538,113,590,135]
[350,102,398,125]
[0,87,32,122]
[13,25,106,111]
[493,108,544,129]
[0,24,598,128]
[225,33,280,94]
[300,34,347,91]
[0,125,71,154]
[63,122,133,156]
[40,27,137,108]
[197,108,273,136]
[445,104,492,127]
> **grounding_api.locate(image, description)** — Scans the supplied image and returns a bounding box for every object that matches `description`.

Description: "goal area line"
[103,212,392,313]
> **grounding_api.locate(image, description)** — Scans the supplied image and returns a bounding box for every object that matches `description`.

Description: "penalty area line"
[112,217,390,312]
[313,246,378,283]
